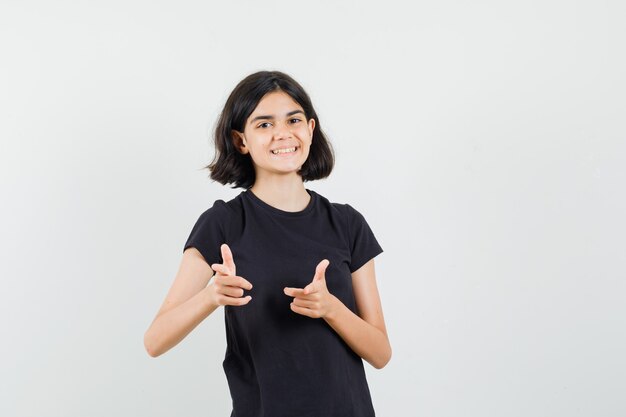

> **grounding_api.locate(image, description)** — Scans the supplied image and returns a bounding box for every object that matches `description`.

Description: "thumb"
[303,260,329,295]
[221,243,236,275]
[313,259,330,282]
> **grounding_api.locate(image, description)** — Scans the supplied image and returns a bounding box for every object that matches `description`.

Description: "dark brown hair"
[205,70,335,189]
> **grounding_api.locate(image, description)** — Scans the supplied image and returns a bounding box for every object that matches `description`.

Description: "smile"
[270,146,299,155]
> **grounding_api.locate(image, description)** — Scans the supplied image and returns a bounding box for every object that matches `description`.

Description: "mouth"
[270,146,299,156]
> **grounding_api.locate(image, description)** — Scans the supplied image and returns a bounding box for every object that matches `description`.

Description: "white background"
[1,1,625,416]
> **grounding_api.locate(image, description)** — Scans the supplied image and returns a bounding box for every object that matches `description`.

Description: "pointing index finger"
[284,287,306,297]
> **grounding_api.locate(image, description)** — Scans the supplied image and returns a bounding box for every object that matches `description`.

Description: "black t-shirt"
[183,188,384,417]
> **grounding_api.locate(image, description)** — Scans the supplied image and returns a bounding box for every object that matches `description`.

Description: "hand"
[207,243,253,307]
[283,259,338,319]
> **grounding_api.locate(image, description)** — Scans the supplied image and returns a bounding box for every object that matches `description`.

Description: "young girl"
[144,70,391,417]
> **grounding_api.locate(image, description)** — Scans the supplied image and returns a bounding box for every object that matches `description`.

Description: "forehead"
[250,91,303,115]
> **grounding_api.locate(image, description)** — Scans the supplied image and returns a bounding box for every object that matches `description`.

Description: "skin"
[231,90,315,212]
[144,90,391,369]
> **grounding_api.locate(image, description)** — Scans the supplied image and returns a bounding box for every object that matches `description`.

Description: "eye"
[258,122,271,129]
[289,118,301,123]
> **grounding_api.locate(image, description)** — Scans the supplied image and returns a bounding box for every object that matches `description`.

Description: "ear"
[231,130,248,154]
[308,118,315,140]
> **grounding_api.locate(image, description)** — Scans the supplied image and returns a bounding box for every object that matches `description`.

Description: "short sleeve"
[183,200,231,267]
[346,204,384,273]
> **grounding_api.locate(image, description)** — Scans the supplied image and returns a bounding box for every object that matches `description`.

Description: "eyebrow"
[249,110,305,124]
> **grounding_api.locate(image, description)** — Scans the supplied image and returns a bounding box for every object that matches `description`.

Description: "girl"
[144,70,391,417]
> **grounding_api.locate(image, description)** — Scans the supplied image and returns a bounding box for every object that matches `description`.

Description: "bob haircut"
[205,70,335,189]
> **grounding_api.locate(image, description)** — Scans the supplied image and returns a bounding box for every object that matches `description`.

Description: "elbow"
[372,355,391,370]
[145,345,159,358]
[144,331,161,358]
[371,345,392,370]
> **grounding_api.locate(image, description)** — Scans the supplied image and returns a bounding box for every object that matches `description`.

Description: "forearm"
[323,296,392,369]
[144,288,218,357]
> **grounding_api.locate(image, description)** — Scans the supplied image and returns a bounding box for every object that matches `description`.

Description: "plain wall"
[1,0,624,416]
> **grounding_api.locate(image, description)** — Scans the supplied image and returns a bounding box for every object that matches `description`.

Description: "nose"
[272,120,292,139]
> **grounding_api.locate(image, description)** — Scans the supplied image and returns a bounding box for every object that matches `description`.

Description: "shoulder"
[315,191,371,236]
[194,199,230,222]
[320,192,379,236]
[328,199,365,224]
[310,190,370,228]
[313,190,356,218]
[195,192,243,220]
[188,193,244,237]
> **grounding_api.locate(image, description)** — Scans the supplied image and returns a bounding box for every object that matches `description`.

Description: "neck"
[249,175,310,213]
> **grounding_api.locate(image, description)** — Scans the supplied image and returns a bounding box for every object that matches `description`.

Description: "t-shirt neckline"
[244,188,316,218]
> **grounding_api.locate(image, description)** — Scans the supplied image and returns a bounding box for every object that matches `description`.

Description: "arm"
[323,258,392,369]
[143,248,218,358]
[144,245,252,358]
[284,258,392,369]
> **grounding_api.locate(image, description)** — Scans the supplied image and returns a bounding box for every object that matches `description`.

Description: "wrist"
[324,295,344,322]
[201,287,219,312]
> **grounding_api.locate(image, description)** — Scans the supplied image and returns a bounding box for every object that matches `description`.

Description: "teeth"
[271,147,296,154]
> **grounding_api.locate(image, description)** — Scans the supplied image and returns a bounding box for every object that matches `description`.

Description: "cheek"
[299,132,313,148]
[299,143,311,156]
